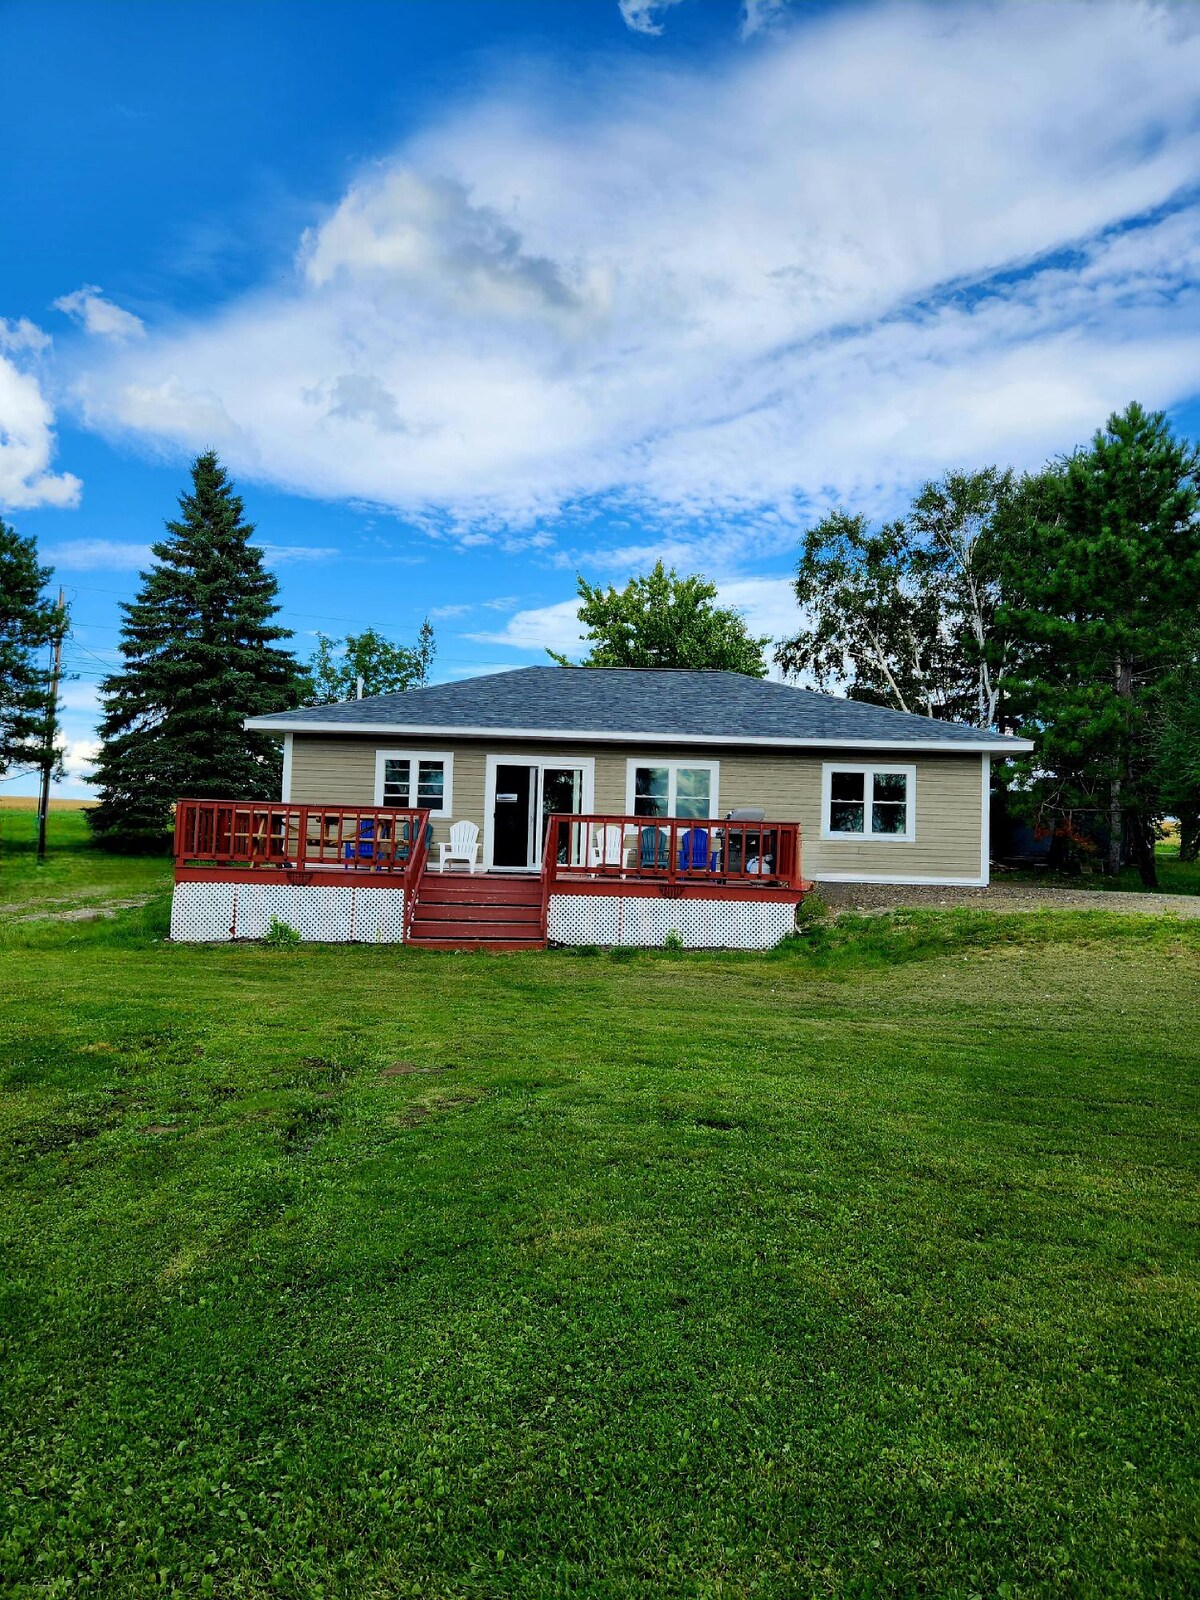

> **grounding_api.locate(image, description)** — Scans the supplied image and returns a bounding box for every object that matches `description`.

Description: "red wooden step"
[411,899,542,921]
[418,884,541,907]
[412,934,547,947]
[409,918,544,941]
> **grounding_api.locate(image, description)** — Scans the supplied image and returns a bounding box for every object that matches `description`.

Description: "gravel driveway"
[815,880,1200,918]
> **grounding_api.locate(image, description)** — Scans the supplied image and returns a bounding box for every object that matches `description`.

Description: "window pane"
[871,802,907,835]
[382,758,410,806]
[416,760,444,808]
[873,773,907,803]
[830,771,865,803]
[829,801,865,833]
[674,767,711,819]
[634,766,669,817]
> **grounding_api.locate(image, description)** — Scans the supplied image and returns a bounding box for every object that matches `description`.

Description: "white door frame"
[483,752,596,871]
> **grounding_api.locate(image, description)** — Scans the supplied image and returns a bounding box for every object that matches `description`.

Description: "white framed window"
[374,750,454,818]
[821,763,916,841]
[624,760,719,820]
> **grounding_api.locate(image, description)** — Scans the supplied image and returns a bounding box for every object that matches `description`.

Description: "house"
[169,667,1033,950]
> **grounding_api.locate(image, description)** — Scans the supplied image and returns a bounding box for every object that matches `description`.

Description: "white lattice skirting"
[547,893,795,951]
[170,881,406,943]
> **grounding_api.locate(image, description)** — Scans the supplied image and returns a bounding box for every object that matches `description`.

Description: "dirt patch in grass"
[392,1089,485,1126]
[817,880,1200,918]
[379,1061,456,1078]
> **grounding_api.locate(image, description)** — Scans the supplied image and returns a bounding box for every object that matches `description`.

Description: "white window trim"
[624,758,720,819]
[821,762,916,843]
[373,749,455,819]
[280,733,293,802]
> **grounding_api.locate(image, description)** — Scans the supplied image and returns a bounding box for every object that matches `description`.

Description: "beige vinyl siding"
[285,734,985,882]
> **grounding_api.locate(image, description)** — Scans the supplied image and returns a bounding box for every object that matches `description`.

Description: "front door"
[493,764,535,868]
[491,761,588,869]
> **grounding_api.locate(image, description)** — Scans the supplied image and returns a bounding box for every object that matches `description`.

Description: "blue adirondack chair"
[639,825,669,869]
[344,816,376,861]
[678,826,714,871]
[395,819,434,861]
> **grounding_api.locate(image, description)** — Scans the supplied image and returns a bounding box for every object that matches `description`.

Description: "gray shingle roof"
[247,667,1029,750]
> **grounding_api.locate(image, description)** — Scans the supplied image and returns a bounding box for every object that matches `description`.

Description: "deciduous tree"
[552,562,769,676]
[775,468,1015,726]
[307,620,435,704]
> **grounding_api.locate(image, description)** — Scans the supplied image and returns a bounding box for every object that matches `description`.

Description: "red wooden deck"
[172,802,809,947]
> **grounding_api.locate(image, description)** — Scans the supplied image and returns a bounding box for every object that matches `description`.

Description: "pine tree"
[999,404,1200,885]
[88,452,306,849]
[0,520,62,776]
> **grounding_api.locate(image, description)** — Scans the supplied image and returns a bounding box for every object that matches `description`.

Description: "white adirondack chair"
[438,819,480,873]
[589,823,626,868]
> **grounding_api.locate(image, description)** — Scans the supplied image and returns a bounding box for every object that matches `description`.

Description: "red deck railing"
[173,799,431,881]
[541,813,804,895]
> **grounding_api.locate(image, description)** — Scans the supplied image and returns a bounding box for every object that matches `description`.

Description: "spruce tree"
[89,452,306,849]
[0,520,62,776]
[999,404,1200,885]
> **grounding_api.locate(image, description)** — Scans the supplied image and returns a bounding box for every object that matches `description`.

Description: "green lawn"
[0,801,172,913]
[1,822,1199,1596]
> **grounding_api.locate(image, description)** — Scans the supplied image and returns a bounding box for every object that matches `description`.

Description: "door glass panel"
[674,767,712,819]
[541,767,584,864]
[634,766,669,817]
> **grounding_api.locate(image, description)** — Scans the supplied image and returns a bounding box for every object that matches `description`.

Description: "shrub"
[264,916,301,949]
[664,930,685,952]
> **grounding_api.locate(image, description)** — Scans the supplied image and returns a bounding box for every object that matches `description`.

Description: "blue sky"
[3,0,1200,795]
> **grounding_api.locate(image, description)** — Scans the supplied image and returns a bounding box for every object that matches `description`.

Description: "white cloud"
[44,539,150,571]
[58,736,99,788]
[0,317,51,355]
[60,1,1200,540]
[739,0,790,39]
[471,598,586,655]
[0,330,82,510]
[618,0,687,36]
[53,285,145,342]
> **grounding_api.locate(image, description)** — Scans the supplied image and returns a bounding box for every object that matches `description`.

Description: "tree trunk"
[1106,779,1123,876]
[1181,815,1199,864]
[1132,815,1159,888]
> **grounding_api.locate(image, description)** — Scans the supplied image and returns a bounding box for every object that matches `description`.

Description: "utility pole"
[36,588,66,866]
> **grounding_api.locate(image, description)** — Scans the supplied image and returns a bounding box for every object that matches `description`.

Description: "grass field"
[0,801,172,914]
[2,808,1199,1597]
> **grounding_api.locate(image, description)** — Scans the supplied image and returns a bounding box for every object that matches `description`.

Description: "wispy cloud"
[59,2,1200,543]
[253,543,342,564]
[471,575,796,659]
[53,285,145,342]
[618,0,688,37]
[43,539,150,571]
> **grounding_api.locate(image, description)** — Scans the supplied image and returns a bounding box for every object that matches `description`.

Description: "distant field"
[1,817,1198,1597]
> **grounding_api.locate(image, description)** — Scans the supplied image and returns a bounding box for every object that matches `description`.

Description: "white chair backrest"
[449,819,479,855]
[590,823,624,866]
